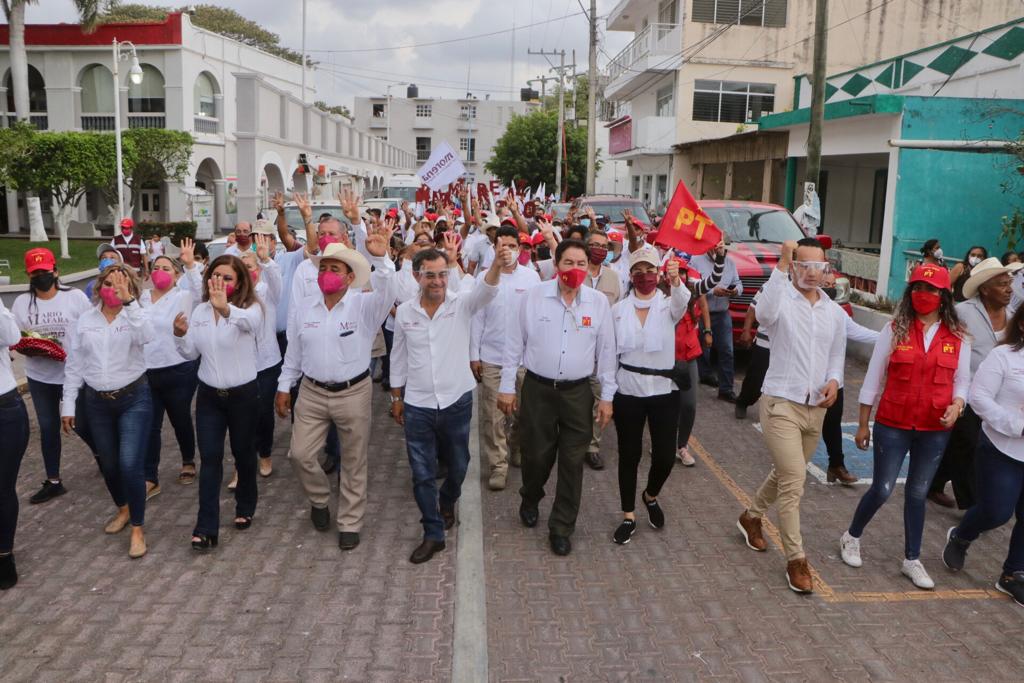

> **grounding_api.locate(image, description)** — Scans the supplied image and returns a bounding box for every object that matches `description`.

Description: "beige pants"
[587,375,603,454]
[479,363,525,473]
[748,395,826,561]
[288,377,372,532]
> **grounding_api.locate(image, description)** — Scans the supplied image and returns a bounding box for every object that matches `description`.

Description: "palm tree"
[2,1,104,121]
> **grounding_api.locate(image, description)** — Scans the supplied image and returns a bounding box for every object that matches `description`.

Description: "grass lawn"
[0,238,106,284]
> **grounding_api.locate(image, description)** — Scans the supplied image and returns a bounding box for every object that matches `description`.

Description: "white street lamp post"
[112,38,144,235]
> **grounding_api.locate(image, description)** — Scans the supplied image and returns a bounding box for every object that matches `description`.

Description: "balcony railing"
[128,114,166,129]
[81,114,116,131]
[1,114,48,130]
[607,23,681,83]
[194,116,219,134]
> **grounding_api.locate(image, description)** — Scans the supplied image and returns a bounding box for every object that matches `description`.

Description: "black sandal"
[191,534,218,551]
[234,516,253,530]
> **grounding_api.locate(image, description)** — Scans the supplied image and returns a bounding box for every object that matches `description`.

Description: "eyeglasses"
[417,270,449,281]
[793,261,832,273]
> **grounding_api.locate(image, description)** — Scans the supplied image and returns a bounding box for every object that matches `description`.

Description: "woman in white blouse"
[0,298,31,589]
[943,304,1024,606]
[173,255,264,551]
[141,248,199,492]
[610,246,690,545]
[61,265,155,559]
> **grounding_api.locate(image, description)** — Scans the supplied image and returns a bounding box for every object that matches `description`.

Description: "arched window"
[128,64,165,113]
[194,72,218,117]
[4,65,47,113]
[79,64,114,113]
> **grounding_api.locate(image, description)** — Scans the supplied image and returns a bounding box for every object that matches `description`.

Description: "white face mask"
[968,255,982,267]
[933,248,944,260]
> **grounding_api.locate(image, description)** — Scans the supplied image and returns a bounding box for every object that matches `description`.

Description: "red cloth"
[653,181,722,254]
[875,320,962,431]
[674,300,703,362]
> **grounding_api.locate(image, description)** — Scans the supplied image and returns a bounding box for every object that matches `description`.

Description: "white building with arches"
[0,12,415,235]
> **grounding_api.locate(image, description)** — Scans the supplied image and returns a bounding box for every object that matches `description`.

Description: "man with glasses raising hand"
[389,235,508,564]
[736,237,847,594]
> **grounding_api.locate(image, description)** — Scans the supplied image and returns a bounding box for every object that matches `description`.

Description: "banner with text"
[417,141,467,191]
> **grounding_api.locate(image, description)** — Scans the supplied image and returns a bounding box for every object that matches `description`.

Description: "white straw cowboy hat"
[962,257,1023,300]
[310,243,371,289]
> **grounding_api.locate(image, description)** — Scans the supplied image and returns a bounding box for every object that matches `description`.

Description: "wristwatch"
[389,394,403,404]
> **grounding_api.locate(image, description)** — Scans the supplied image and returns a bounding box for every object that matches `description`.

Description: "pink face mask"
[151,270,173,291]
[517,250,532,266]
[318,235,339,253]
[224,284,236,298]
[99,286,122,308]
[317,271,348,295]
[249,269,259,283]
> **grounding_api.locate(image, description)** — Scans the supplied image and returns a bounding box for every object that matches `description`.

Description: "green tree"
[0,126,137,258]
[105,128,193,224]
[999,133,1024,250]
[486,109,598,199]
[315,101,351,120]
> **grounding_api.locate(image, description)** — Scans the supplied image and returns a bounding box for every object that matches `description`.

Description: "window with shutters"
[691,0,787,28]
[692,80,775,123]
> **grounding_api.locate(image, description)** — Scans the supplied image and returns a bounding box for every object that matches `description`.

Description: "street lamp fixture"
[112,39,143,233]
[128,56,144,85]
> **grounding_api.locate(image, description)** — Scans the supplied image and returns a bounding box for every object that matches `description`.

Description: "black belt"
[307,370,370,393]
[200,379,258,398]
[525,370,588,390]
[0,388,22,407]
[89,376,147,401]
[619,363,676,380]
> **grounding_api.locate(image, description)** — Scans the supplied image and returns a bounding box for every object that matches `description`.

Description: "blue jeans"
[194,381,259,537]
[697,310,735,394]
[145,360,198,484]
[849,422,951,559]
[255,362,282,457]
[27,378,96,479]
[0,394,31,553]
[85,381,153,527]
[403,391,473,541]
[956,432,1024,574]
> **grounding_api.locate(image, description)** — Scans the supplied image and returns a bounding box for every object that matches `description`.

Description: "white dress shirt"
[970,345,1024,461]
[500,279,618,399]
[858,322,972,406]
[756,268,846,405]
[390,277,499,409]
[384,260,422,333]
[0,300,21,395]
[279,255,396,391]
[175,302,264,389]
[61,303,155,416]
[11,288,91,385]
[470,265,542,365]
[253,258,283,371]
[613,284,690,398]
[140,285,194,370]
[274,247,307,332]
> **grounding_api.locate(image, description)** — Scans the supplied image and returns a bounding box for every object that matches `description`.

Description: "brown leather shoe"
[736,511,768,552]
[409,539,446,564]
[786,558,814,594]
[928,490,956,508]
[827,466,859,486]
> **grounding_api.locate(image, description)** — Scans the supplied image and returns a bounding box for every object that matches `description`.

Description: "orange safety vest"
[875,320,962,431]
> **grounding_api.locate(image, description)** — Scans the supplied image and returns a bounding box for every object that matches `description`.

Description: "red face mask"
[517,250,532,266]
[631,272,659,295]
[558,268,587,290]
[911,290,941,315]
[588,246,608,265]
[249,270,259,283]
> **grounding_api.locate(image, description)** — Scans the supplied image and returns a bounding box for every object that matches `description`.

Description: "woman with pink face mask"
[60,264,155,559]
[172,255,264,551]
[140,251,199,493]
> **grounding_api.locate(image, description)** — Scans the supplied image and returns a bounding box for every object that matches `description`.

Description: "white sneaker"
[901,559,935,590]
[676,447,696,467]
[840,531,862,568]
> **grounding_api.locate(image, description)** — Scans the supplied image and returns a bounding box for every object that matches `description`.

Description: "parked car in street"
[576,195,653,231]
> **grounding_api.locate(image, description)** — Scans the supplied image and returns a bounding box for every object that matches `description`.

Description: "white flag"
[417,141,467,192]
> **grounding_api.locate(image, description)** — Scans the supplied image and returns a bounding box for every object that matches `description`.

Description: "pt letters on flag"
[417,141,467,191]
[653,181,723,253]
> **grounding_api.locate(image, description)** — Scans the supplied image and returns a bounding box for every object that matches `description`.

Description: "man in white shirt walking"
[470,226,541,491]
[736,238,846,594]
[499,238,617,557]
[389,241,507,564]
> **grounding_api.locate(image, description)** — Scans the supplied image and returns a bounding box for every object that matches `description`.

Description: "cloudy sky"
[23,0,632,107]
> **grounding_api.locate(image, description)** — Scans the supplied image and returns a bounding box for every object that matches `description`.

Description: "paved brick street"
[2,357,1022,682]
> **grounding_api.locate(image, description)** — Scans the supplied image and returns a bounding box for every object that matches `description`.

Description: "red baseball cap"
[386,208,399,218]
[25,247,56,274]
[608,232,624,243]
[120,218,134,229]
[909,263,951,290]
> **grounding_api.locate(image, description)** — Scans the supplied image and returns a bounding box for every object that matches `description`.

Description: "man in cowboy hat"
[930,256,1024,509]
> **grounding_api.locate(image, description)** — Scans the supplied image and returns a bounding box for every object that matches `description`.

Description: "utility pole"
[530,49,574,201]
[528,75,558,110]
[585,0,598,195]
[805,0,829,190]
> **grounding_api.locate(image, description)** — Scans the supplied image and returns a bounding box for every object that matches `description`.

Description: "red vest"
[674,301,703,362]
[112,233,144,269]
[875,320,962,431]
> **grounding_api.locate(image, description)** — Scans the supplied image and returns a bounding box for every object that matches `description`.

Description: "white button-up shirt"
[253,258,283,371]
[500,279,617,399]
[279,255,396,391]
[62,303,155,416]
[0,300,21,395]
[275,247,307,332]
[140,285,194,370]
[970,344,1024,461]
[175,302,263,389]
[756,268,846,405]
[384,260,422,333]
[613,285,690,398]
[390,275,499,409]
[470,265,541,365]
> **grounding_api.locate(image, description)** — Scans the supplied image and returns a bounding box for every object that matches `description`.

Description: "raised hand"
[179,237,195,268]
[255,233,271,261]
[109,269,132,303]
[272,191,286,214]
[536,218,555,237]
[339,187,362,224]
[208,275,228,312]
[365,222,394,258]
[173,312,189,337]
[442,231,460,264]
[292,192,312,223]
[666,257,681,286]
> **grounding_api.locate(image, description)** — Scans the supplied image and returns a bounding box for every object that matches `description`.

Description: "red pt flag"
[653,181,722,254]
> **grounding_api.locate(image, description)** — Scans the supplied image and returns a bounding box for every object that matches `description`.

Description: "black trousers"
[736,344,770,409]
[821,387,847,469]
[613,391,680,513]
[930,405,982,508]
[519,375,593,537]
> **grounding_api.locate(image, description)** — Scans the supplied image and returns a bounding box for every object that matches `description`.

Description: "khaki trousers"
[288,377,372,532]
[749,395,826,561]
[479,363,525,473]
